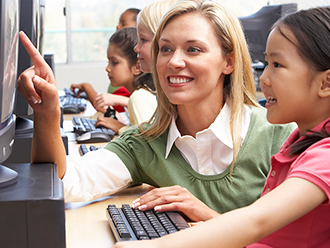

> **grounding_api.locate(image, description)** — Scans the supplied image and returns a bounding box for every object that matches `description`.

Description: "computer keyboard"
[106,204,190,242]
[59,95,87,114]
[78,144,99,156]
[63,87,88,99]
[72,116,115,143]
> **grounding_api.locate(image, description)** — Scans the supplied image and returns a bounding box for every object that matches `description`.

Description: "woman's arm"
[112,177,327,248]
[17,31,67,179]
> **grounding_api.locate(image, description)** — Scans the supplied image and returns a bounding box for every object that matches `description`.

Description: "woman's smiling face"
[156,13,234,109]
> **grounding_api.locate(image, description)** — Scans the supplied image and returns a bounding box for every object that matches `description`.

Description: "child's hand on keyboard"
[95,115,125,133]
[132,185,220,222]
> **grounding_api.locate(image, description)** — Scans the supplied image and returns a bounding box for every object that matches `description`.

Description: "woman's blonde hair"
[142,0,259,174]
[137,0,179,35]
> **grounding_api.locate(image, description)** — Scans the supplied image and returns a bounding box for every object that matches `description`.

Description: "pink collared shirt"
[249,118,330,248]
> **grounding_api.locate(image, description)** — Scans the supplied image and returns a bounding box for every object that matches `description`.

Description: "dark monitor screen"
[0,0,19,186]
[239,4,297,64]
[14,0,42,119]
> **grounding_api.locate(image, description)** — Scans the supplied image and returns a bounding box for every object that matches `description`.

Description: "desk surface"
[62,98,144,247]
[65,184,154,248]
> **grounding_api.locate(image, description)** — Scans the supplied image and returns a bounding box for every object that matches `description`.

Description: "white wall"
[54,62,109,93]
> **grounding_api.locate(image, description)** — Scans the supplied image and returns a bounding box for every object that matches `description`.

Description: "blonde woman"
[17,0,294,222]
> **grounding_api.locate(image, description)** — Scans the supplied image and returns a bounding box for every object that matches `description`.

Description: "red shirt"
[112,87,130,113]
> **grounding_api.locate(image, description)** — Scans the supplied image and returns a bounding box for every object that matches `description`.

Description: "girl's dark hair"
[273,7,330,155]
[109,27,155,93]
[273,7,330,72]
[126,8,141,22]
[290,120,330,156]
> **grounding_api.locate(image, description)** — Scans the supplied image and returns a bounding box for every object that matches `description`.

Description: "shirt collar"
[166,113,181,159]
[273,116,330,163]
[165,103,252,158]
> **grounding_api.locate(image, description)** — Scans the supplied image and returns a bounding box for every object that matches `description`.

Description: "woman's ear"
[132,60,142,75]
[223,52,235,75]
[318,69,330,98]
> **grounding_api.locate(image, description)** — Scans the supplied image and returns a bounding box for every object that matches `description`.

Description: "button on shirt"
[165,103,252,175]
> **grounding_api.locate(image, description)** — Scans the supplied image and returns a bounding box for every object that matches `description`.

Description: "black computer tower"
[0,163,66,248]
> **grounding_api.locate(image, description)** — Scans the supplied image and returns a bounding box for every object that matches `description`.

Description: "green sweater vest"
[105,106,296,213]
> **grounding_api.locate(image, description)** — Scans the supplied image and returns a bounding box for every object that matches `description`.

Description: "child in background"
[96,0,179,133]
[95,0,178,133]
[116,8,140,31]
[111,6,330,248]
[71,8,141,113]
[134,0,178,73]
[92,27,156,133]
[110,7,141,97]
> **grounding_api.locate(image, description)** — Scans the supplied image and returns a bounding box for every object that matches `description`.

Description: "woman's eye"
[160,46,171,53]
[187,47,201,53]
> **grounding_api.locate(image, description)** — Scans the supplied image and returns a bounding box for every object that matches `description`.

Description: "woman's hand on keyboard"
[17,31,59,113]
[132,185,220,222]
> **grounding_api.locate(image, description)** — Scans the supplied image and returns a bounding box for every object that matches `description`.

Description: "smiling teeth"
[267,97,277,103]
[169,77,191,84]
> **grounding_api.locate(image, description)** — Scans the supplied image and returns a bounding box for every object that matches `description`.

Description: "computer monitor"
[14,0,43,131]
[0,0,19,187]
[239,3,297,64]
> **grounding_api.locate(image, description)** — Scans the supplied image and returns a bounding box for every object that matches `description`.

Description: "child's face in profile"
[105,43,136,90]
[116,10,137,30]
[260,26,323,134]
[134,22,154,73]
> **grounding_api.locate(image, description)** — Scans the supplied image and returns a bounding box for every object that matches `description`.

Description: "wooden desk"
[65,184,155,248]
[62,101,138,247]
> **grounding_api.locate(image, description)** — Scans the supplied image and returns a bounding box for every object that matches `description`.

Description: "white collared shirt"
[166,103,252,175]
[63,103,252,202]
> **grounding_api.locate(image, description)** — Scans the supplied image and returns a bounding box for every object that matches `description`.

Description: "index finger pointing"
[19,31,48,68]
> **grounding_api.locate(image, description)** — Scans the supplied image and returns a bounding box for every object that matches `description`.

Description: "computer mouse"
[62,105,80,114]
[76,131,111,143]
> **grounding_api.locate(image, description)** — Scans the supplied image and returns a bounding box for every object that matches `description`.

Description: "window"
[43,0,330,64]
[44,0,157,63]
